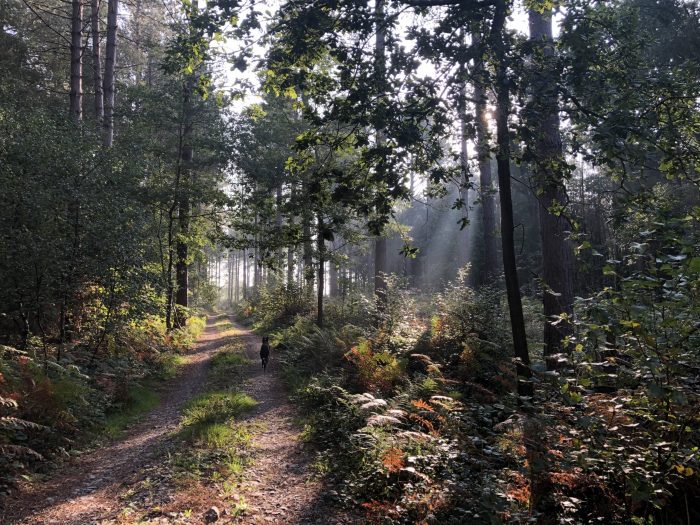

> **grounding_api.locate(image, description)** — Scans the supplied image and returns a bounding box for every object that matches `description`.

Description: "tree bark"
[253,214,260,289]
[458,81,471,268]
[316,214,325,327]
[227,251,233,305]
[473,47,498,284]
[492,0,532,399]
[90,0,103,121]
[174,79,193,328]
[528,8,574,363]
[329,240,339,297]
[174,154,190,328]
[69,0,83,121]
[287,247,295,286]
[133,0,143,84]
[102,0,118,146]
[275,185,283,285]
[302,209,314,294]
[242,248,248,299]
[373,0,388,313]
[234,250,240,302]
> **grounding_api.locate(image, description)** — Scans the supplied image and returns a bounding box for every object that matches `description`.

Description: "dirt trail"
[2,317,356,525]
[231,323,355,525]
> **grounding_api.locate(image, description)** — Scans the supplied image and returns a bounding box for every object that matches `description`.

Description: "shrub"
[561,213,700,524]
[345,339,404,395]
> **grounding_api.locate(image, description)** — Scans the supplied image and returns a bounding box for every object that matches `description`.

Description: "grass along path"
[2,318,357,525]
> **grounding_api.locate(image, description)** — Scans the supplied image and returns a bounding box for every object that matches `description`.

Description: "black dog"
[260,336,270,372]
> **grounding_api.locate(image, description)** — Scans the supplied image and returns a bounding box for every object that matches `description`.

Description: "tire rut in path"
[2,315,231,525]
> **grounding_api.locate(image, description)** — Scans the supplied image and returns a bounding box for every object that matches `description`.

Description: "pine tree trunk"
[459,81,471,268]
[374,238,387,308]
[253,222,260,289]
[174,79,193,328]
[287,247,294,287]
[287,185,296,287]
[69,0,83,121]
[90,0,103,121]
[227,251,233,305]
[242,248,248,299]
[528,8,574,363]
[174,153,190,328]
[302,211,314,294]
[234,251,240,302]
[275,185,283,285]
[102,0,118,146]
[317,215,325,327]
[474,61,498,284]
[133,0,142,84]
[329,240,338,297]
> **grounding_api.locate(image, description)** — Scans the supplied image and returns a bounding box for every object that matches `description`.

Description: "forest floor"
[2,316,356,525]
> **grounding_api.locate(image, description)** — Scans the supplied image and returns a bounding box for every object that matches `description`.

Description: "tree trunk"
[102,0,118,146]
[316,215,325,327]
[174,79,193,328]
[493,0,532,398]
[527,8,575,364]
[275,185,283,285]
[242,248,248,299]
[302,210,314,294]
[374,237,387,309]
[458,81,471,268]
[69,0,83,121]
[90,0,103,121]
[174,157,190,328]
[133,0,143,84]
[227,251,233,305]
[253,210,260,290]
[234,251,240,302]
[373,0,388,313]
[329,241,339,297]
[165,202,176,331]
[473,51,498,284]
[287,247,295,286]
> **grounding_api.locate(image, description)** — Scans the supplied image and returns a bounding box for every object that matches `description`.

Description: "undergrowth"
[103,385,160,439]
[237,265,700,524]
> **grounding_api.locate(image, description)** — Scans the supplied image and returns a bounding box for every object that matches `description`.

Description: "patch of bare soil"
[1,318,359,525]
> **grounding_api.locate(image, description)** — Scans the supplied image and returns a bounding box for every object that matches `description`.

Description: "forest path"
[2,317,355,525]
[226,321,355,525]
[3,315,230,525]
